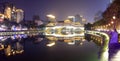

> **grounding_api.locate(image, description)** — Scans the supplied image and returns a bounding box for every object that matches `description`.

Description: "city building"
[56,21,64,26]
[3,2,24,23]
[46,14,56,23]
[4,2,13,20]
[16,9,24,23]
[4,45,11,56]
[35,20,43,26]
[46,14,56,26]
[68,16,75,22]
[67,15,86,26]
[11,6,17,21]
[15,42,24,54]
[0,13,4,22]
[64,19,72,25]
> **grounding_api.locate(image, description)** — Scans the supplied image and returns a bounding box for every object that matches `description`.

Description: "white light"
[46,42,55,47]
[100,49,109,61]
[47,14,55,19]
[117,30,120,34]
[68,41,75,45]
[113,16,116,19]
[68,16,75,18]
[45,26,84,37]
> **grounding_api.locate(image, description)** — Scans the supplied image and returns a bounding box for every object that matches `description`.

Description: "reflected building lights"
[46,42,55,47]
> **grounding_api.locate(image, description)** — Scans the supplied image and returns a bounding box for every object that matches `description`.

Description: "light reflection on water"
[111,50,120,61]
[0,33,118,61]
[0,35,102,61]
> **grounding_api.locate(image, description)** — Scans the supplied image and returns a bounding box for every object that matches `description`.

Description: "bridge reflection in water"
[45,26,85,46]
[0,27,120,61]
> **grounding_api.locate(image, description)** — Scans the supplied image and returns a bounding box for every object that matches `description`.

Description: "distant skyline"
[0,0,110,23]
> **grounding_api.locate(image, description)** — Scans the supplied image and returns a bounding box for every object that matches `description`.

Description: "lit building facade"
[16,9,24,23]
[0,13,4,22]
[3,3,24,23]
[3,2,13,20]
[4,6,12,20]
[67,15,86,26]
[46,14,56,26]
[11,6,17,21]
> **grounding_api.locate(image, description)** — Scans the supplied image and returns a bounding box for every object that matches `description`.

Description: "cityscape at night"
[0,0,120,61]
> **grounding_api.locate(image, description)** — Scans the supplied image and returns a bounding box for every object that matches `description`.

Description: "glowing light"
[68,41,75,45]
[64,19,72,24]
[117,30,120,34]
[45,26,84,37]
[47,14,55,19]
[113,16,116,19]
[100,49,109,61]
[80,42,83,45]
[46,42,55,47]
[68,16,75,18]
[86,30,110,61]
[7,53,11,56]
[111,21,114,24]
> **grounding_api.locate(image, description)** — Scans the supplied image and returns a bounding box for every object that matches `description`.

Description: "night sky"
[0,0,110,23]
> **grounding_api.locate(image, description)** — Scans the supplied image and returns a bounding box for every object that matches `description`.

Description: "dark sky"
[0,0,110,23]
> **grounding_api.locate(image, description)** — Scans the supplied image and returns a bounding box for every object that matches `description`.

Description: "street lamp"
[112,15,116,29]
[111,21,114,24]
[113,16,116,20]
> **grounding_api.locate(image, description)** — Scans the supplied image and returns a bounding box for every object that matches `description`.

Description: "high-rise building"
[16,9,24,23]
[4,2,13,20]
[4,6,12,20]
[3,2,24,23]
[11,6,17,21]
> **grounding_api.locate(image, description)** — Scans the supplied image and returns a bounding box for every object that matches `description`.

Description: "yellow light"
[113,16,116,19]
[64,19,72,24]
[68,41,75,45]
[80,42,83,45]
[68,16,75,18]
[111,21,114,24]
[7,7,11,10]
[16,9,24,12]
[0,14,4,19]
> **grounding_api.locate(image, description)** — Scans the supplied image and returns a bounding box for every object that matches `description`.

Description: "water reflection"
[0,30,117,61]
[0,34,106,61]
[1,38,24,56]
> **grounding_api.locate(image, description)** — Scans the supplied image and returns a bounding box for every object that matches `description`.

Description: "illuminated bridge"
[0,28,119,61]
[0,30,43,36]
[85,30,120,61]
[45,26,84,37]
